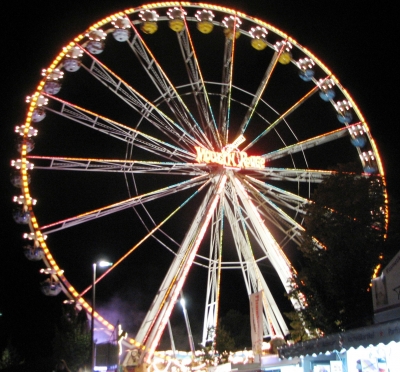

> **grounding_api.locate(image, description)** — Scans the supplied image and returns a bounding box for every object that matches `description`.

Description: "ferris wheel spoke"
[226,181,294,255]
[42,95,196,162]
[129,197,181,257]
[248,167,334,183]
[241,176,328,250]
[219,17,239,145]
[132,174,227,362]
[77,46,204,150]
[223,197,290,336]
[244,175,309,206]
[224,177,281,268]
[238,50,281,136]
[176,18,221,149]
[200,197,224,344]
[225,179,280,270]
[243,84,320,152]
[262,124,361,162]
[79,176,216,301]
[229,173,304,311]
[223,184,263,255]
[243,179,306,246]
[125,20,213,149]
[27,156,206,175]
[253,195,324,251]
[40,174,210,234]
[257,205,304,248]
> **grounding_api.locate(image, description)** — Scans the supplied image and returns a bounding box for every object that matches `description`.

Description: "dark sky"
[1,0,398,363]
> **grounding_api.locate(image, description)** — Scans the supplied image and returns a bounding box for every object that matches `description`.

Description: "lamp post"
[180,297,196,360]
[91,261,112,372]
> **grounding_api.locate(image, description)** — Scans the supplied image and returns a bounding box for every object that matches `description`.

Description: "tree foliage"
[200,325,235,366]
[53,304,91,372]
[201,310,251,357]
[200,311,251,366]
[0,342,24,370]
[288,163,388,335]
[219,310,251,350]
[215,326,235,354]
[283,311,320,342]
[269,336,286,354]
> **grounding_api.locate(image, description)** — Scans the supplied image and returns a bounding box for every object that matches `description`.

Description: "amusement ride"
[11,2,386,371]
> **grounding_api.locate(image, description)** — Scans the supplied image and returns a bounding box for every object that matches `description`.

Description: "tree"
[53,304,91,372]
[215,326,235,354]
[283,311,319,342]
[219,310,251,350]
[288,163,388,334]
[269,336,286,354]
[0,342,24,370]
[199,326,235,366]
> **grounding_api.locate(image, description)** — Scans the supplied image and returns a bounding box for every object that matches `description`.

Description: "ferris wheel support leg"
[229,173,302,309]
[201,202,224,346]
[223,195,289,337]
[123,174,227,368]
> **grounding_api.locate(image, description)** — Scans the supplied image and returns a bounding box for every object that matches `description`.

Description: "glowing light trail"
[79,176,213,297]
[243,84,320,152]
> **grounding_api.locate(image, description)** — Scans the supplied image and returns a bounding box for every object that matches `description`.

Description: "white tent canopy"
[279,319,400,359]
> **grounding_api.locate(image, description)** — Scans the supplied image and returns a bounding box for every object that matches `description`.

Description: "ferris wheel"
[12,1,386,368]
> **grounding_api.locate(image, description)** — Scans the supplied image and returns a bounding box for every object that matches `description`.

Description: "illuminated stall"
[278,250,400,372]
[279,320,400,371]
[261,354,302,371]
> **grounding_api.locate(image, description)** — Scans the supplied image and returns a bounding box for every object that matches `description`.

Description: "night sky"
[1,0,398,364]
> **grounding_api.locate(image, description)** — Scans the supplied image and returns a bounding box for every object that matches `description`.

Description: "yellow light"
[251,38,267,50]
[141,22,158,34]
[169,19,185,32]
[279,52,292,65]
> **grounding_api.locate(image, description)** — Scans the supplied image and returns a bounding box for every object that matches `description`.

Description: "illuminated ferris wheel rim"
[23,2,385,175]
[14,1,387,365]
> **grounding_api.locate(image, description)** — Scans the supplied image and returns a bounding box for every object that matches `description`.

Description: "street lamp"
[91,260,112,372]
[180,296,196,360]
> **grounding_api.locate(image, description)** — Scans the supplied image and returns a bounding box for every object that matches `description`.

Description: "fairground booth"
[276,250,400,372]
